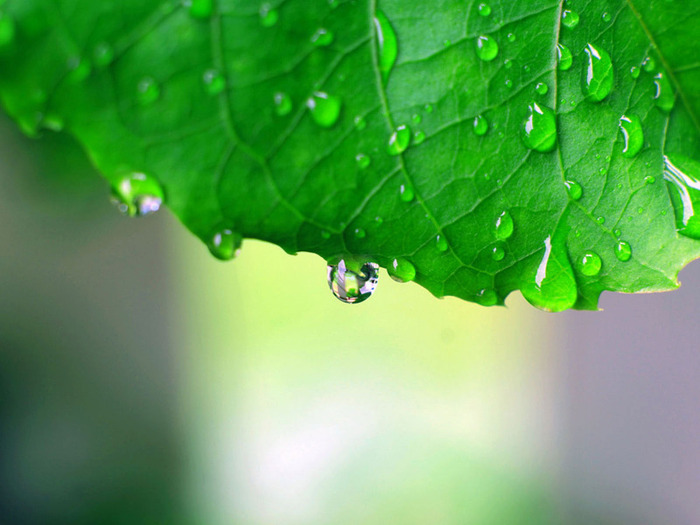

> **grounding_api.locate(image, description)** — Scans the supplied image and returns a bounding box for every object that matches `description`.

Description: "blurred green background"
[0,113,698,524]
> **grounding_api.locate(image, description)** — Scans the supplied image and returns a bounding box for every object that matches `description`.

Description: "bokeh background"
[0,112,698,524]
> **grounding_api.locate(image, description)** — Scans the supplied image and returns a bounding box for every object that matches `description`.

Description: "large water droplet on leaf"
[615,240,632,262]
[476,35,499,62]
[653,71,675,112]
[557,43,573,71]
[520,235,578,312]
[374,10,397,82]
[306,91,341,127]
[473,114,488,136]
[579,251,602,276]
[522,102,557,152]
[619,115,643,158]
[565,180,583,200]
[561,9,580,28]
[111,172,164,217]
[327,258,379,304]
[494,210,514,240]
[583,43,614,102]
[663,154,700,239]
[388,124,411,155]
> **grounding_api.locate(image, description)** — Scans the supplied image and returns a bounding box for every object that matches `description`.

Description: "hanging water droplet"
[653,72,675,112]
[93,42,114,68]
[521,235,578,311]
[203,68,226,95]
[619,114,643,158]
[472,114,488,136]
[259,4,278,27]
[388,124,411,155]
[492,244,506,261]
[436,234,448,252]
[0,11,15,49]
[476,288,499,306]
[579,251,602,276]
[353,115,367,130]
[478,3,491,16]
[110,172,164,217]
[399,183,415,202]
[327,258,379,304]
[311,27,334,47]
[388,257,416,283]
[356,153,371,169]
[374,9,397,82]
[565,180,583,200]
[274,92,292,116]
[601,11,612,22]
[413,130,426,145]
[137,77,160,106]
[556,43,573,71]
[494,210,514,240]
[630,66,640,79]
[475,35,499,62]
[188,0,213,19]
[522,102,557,152]
[208,227,242,261]
[306,91,341,127]
[582,43,614,102]
[615,241,632,262]
[535,82,549,95]
[663,154,700,239]
[562,10,580,28]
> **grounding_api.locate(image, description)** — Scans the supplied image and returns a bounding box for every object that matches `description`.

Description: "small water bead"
[424,104,434,113]
[565,180,583,200]
[596,216,605,224]
[208,227,242,261]
[478,3,492,16]
[353,115,367,130]
[66,57,91,83]
[443,40,452,48]
[388,124,411,155]
[494,210,514,240]
[653,72,675,112]
[354,228,366,239]
[561,10,580,28]
[664,154,700,239]
[642,56,656,72]
[645,175,656,185]
[188,0,213,19]
[374,10,398,82]
[523,64,531,73]
[507,33,516,43]
[476,288,498,306]
[203,69,225,95]
[311,27,334,47]
[473,114,488,136]
[619,114,644,158]
[327,258,380,304]
[630,66,640,79]
[259,4,278,27]
[476,35,499,62]
[412,113,422,124]
[583,43,614,102]
[602,11,612,22]
[535,82,549,95]
[556,44,573,71]
[615,241,632,262]
[355,153,371,169]
[111,172,164,217]
[413,130,426,145]
[399,183,415,202]
[306,92,341,127]
[0,11,15,48]
[579,251,602,276]
[504,58,513,69]
[522,102,557,153]
[614,229,622,237]
[599,167,607,175]
[274,92,292,116]
[375,216,384,226]
[388,257,416,283]
[436,234,449,252]
[492,244,506,262]
[505,79,513,89]
[137,77,160,106]
[93,42,114,68]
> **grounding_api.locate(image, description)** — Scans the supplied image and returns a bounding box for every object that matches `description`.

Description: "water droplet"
[505,79,513,89]
[596,216,606,224]
[436,234,448,252]
[599,167,607,175]
[642,56,656,72]
[274,92,292,116]
[478,3,491,16]
[492,244,506,261]
[562,9,580,28]
[374,216,384,226]
[653,71,675,112]
[110,172,164,217]
[494,210,514,240]
[507,33,516,43]
[583,43,614,102]
[579,251,602,276]
[504,58,513,69]
[602,11,612,22]
[413,130,426,145]
[663,154,700,239]
[645,175,656,185]
[93,42,114,68]
[615,241,632,262]
[327,258,379,304]
[41,113,64,132]
[321,230,331,240]
[203,69,225,95]
[137,77,160,106]
[630,66,640,79]
[259,4,278,27]
[565,180,583,200]
[476,35,499,62]
[388,124,411,155]
[473,114,488,136]
[619,114,643,158]
[306,91,341,127]
[476,288,499,306]
[424,104,434,113]
[354,115,367,130]
[66,56,91,83]
[522,102,557,152]
[0,11,15,49]
[208,227,242,261]
[556,44,573,71]
[354,228,366,239]
[521,235,577,312]
[399,183,415,202]
[188,0,213,19]
[614,229,622,237]
[412,113,422,125]
[355,153,371,170]
[388,257,416,283]
[311,27,334,47]
[374,10,397,82]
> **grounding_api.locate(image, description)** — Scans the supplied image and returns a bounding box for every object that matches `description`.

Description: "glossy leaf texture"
[1,0,700,311]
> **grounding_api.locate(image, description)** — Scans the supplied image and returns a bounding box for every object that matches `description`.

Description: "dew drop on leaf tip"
[327,258,379,304]
[110,172,164,218]
[388,257,416,283]
[476,288,499,306]
[208,227,242,261]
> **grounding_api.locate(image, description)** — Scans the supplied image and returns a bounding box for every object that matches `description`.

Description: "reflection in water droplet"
[388,257,416,283]
[562,10,580,28]
[436,234,448,252]
[663,154,700,239]
[583,43,614,102]
[327,258,379,304]
[388,124,411,155]
[565,180,583,200]
[615,241,632,262]
[478,3,491,16]
[137,77,160,106]
[93,42,114,68]
[203,69,225,95]
[111,172,164,217]
[522,102,557,152]
[307,91,341,127]
[535,82,549,95]
[619,114,643,158]
[188,0,213,19]
[208,227,242,261]
[473,114,488,136]
[259,4,278,27]
[374,10,398,82]
[356,153,371,169]
[494,210,514,240]
[311,27,334,47]
[521,235,577,312]
[653,72,675,112]
[602,11,612,22]
[579,251,602,276]
[492,244,506,261]
[274,92,292,116]
[476,35,499,62]
[557,44,573,71]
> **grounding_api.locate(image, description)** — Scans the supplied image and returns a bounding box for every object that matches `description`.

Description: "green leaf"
[1,0,700,311]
